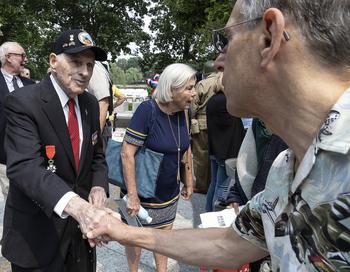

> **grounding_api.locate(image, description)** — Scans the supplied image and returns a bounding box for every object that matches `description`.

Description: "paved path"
[0,184,206,272]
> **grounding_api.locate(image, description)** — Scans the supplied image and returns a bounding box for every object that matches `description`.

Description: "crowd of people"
[1,0,350,271]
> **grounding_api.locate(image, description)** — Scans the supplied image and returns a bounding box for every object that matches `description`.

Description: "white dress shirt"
[1,68,24,92]
[50,74,84,218]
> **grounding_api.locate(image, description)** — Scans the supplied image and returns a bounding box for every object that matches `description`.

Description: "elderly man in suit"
[2,29,109,272]
[0,41,35,199]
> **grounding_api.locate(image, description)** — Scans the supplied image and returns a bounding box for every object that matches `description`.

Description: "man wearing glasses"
[0,42,34,199]
[87,0,350,270]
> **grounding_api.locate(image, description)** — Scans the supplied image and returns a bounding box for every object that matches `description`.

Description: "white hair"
[152,63,197,102]
[0,42,22,66]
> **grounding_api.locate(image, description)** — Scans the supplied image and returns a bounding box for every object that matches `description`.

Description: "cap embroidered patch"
[78,32,94,46]
[53,29,107,61]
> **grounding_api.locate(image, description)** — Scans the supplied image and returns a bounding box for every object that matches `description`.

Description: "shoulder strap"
[143,99,157,147]
[100,63,114,116]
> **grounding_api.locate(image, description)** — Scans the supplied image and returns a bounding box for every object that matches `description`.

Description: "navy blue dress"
[123,100,190,227]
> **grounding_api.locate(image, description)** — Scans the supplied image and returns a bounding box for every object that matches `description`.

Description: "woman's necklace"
[167,113,181,182]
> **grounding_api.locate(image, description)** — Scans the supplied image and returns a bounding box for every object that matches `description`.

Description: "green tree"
[110,62,126,85]
[116,57,142,71]
[0,0,150,80]
[125,67,143,84]
[140,0,233,72]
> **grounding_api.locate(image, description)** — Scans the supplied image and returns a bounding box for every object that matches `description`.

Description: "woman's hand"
[126,193,140,217]
[181,185,193,200]
[121,141,140,217]
[227,202,240,215]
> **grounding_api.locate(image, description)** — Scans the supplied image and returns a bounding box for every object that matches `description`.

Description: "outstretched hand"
[87,208,122,247]
[64,196,110,247]
[87,211,127,246]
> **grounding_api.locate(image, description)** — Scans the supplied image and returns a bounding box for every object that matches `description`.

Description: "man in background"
[88,61,125,149]
[191,61,217,194]
[0,41,35,199]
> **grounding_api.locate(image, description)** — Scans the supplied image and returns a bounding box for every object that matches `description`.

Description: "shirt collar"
[315,86,350,154]
[50,74,79,108]
[1,68,16,83]
[289,86,350,192]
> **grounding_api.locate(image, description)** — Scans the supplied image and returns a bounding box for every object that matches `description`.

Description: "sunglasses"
[212,17,290,53]
[7,52,27,59]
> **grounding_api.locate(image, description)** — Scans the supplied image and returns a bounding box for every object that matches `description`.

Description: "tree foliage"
[110,57,143,85]
[0,0,235,79]
[139,0,234,73]
[0,0,150,80]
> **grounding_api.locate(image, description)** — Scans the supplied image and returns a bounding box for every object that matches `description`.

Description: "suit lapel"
[0,72,10,99]
[78,93,91,175]
[40,76,76,173]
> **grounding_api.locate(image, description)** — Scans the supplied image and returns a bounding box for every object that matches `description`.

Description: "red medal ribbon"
[45,145,56,160]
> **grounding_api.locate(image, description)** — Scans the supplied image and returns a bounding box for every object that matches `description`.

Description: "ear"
[260,8,286,68]
[49,53,57,73]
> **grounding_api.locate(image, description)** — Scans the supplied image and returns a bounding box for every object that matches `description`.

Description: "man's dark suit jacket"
[1,75,108,268]
[0,71,35,164]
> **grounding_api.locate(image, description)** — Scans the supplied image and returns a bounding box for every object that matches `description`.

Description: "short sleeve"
[232,192,268,251]
[87,63,110,101]
[124,101,153,146]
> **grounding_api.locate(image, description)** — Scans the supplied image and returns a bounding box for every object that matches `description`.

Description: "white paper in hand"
[200,208,242,228]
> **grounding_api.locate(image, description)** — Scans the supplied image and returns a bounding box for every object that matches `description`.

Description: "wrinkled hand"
[88,208,122,247]
[87,212,129,246]
[64,196,109,247]
[181,185,193,200]
[103,207,121,220]
[126,194,140,217]
[88,186,107,208]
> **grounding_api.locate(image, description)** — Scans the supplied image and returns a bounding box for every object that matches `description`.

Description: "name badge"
[92,131,98,145]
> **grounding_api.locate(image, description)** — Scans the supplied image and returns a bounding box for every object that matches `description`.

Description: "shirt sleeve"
[53,191,78,218]
[87,63,110,101]
[232,191,269,251]
[124,101,152,147]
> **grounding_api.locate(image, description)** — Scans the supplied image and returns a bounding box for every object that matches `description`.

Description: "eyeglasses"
[7,52,27,59]
[212,17,290,53]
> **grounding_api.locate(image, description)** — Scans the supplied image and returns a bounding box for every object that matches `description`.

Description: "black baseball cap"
[53,29,107,61]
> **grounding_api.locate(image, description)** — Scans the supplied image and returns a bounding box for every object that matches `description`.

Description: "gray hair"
[152,63,197,102]
[240,0,350,67]
[0,42,22,66]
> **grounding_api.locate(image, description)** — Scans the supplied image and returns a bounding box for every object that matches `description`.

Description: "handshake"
[64,187,125,247]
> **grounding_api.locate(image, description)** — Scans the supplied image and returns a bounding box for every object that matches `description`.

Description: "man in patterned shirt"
[87,0,350,270]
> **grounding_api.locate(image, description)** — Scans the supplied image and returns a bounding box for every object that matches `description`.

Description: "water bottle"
[123,195,152,223]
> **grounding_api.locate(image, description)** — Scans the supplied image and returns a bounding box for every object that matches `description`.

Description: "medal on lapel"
[45,145,56,172]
